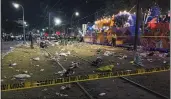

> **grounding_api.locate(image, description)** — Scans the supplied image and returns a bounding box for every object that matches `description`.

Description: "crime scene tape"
[2,66,170,92]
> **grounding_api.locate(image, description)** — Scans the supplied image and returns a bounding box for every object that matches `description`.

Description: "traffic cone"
[134,52,143,66]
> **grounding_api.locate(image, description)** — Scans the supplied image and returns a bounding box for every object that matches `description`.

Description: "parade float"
[83,5,170,51]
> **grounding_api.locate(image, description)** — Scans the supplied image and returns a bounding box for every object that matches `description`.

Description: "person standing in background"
[112,33,117,47]
[30,32,34,49]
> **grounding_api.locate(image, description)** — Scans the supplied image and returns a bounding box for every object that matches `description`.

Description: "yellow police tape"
[2,66,170,92]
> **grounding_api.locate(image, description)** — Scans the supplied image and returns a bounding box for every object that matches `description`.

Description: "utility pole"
[49,12,51,35]
[134,0,140,51]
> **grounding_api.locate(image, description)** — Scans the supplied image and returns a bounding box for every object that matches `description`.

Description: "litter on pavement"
[4,76,7,79]
[140,53,147,57]
[40,69,44,71]
[58,70,66,74]
[163,61,167,64]
[103,51,113,56]
[99,93,106,96]
[23,70,28,73]
[70,62,79,68]
[122,55,127,59]
[33,57,40,61]
[60,86,66,90]
[16,70,20,72]
[9,63,17,66]
[147,59,153,62]
[55,92,68,97]
[35,65,40,67]
[59,53,68,56]
[14,74,31,79]
[42,88,48,91]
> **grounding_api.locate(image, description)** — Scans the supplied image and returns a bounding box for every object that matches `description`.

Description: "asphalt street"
[1,41,22,53]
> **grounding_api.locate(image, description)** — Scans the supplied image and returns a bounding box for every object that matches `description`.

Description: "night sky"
[2,0,170,30]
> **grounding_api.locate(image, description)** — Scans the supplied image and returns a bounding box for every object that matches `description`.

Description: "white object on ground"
[16,70,20,72]
[33,57,40,61]
[163,61,167,64]
[58,70,66,74]
[55,52,59,56]
[44,53,49,57]
[56,92,60,96]
[12,63,17,66]
[14,74,31,79]
[147,59,153,62]
[55,42,59,45]
[99,93,106,96]
[118,57,123,60]
[4,76,7,78]
[158,54,164,58]
[60,86,66,90]
[42,88,47,91]
[11,78,16,80]
[122,55,127,59]
[63,94,68,97]
[140,53,147,57]
[61,49,65,51]
[59,53,67,56]
[23,70,28,73]
[104,51,112,56]
[36,65,40,67]
[66,51,71,55]
[40,69,44,71]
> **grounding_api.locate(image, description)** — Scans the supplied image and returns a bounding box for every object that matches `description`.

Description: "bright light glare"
[54,18,61,25]
[75,12,79,16]
[37,30,40,33]
[42,29,45,31]
[12,3,19,9]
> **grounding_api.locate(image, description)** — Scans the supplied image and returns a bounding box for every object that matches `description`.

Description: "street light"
[54,18,61,25]
[12,2,26,44]
[13,3,19,8]
[71,12,80,33]
[75,12,79,16]
[42,29,45,31]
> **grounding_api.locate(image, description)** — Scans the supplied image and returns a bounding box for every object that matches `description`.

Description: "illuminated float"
[83,5,170,51]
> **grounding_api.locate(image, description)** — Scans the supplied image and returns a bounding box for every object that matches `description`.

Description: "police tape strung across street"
[2,66,170,92]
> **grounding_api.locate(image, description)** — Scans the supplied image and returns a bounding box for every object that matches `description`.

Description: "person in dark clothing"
[30,32,34,49]
[80,36,84,42]
[112,34,117,47]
